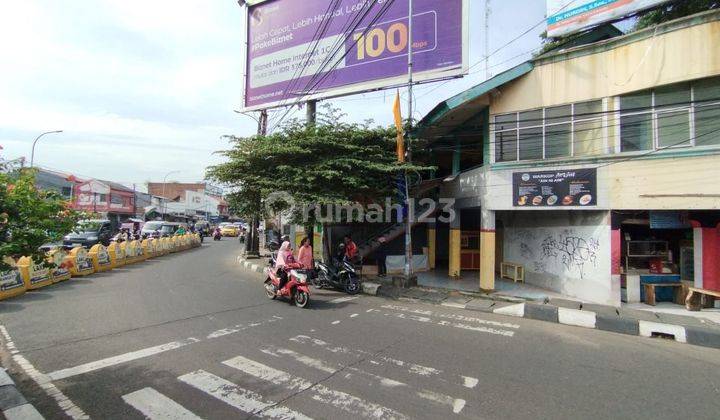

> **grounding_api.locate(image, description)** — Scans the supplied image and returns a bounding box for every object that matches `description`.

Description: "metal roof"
[415,62,534,140]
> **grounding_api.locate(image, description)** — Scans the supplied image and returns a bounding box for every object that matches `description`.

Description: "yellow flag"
[393,90,405,162]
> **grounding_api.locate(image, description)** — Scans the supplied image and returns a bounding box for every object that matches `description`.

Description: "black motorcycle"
[314,256,361,295]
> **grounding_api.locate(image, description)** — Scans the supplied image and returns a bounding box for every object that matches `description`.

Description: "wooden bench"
[643,283,683,306]
[685,287,720,311]
[501,262,524,283]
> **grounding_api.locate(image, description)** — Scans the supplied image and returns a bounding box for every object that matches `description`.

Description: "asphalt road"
[1,239,719,420]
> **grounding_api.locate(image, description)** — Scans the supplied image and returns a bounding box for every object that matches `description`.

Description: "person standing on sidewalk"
[297,237,313,269]
[375,236,388,277]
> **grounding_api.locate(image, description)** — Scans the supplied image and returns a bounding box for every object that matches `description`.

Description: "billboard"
[547,0,672,37]
[243,0,468,111]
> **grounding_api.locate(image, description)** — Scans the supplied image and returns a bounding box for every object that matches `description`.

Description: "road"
[1,239,719,420]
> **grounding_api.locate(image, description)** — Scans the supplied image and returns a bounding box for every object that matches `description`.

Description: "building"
[34,168,74,200]
[71,179,136,225]
[409,10,720,306]
[147,182,229,220]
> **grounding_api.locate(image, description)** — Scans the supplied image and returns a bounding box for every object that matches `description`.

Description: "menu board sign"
[513,169,597,207]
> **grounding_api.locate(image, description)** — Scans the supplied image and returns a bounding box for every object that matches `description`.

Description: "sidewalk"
[234,255,720,350]
[0,368,44,419]
[361,277,720,350]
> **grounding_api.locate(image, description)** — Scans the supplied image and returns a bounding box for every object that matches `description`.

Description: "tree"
[206,104,432,227]
[0,168,81,271]
[636,0,719,29]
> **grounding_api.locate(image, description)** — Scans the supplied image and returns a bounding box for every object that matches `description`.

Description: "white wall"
[501,211,617,306]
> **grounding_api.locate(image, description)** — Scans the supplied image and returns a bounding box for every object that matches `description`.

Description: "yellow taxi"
[219,223,239,237]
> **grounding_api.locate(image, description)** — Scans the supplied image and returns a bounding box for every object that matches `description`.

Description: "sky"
[0,0,546,188]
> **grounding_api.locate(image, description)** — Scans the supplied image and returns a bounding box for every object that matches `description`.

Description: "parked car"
[63,219,114,248]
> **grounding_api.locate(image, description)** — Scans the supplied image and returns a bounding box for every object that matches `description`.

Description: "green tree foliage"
[636,0,719,29]
[206,105,432,224]
[0,168,81,271]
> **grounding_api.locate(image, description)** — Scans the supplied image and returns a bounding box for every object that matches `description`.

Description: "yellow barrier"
[141,238,155,259]
[1,257,26,300]
[168,236,178,253]
[47,248,71,283]
[67,246,95,277]
[125,240,143,263]
[108,241,126,267]
[89,244,113,273]
[17,256,54,290]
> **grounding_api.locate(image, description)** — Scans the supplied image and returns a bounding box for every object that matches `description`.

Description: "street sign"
[547,0,672,38]
[243,0,469,111]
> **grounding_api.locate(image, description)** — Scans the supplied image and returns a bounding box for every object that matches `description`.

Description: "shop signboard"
[243,0,468,110]
[649,211,690,229]
[513,169,597,207]
[547,0,671,38]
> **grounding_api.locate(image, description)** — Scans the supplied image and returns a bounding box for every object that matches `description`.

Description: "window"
[694,77,720,146]
[492,100,605,162]
[61,186,72,198]
[619,78,720,151]
[98,193,107,203]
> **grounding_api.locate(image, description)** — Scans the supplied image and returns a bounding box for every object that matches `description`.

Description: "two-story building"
[72,179,136,225]
[414,10,720,306]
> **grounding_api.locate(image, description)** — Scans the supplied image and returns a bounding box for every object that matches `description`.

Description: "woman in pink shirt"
[297,237,313,269]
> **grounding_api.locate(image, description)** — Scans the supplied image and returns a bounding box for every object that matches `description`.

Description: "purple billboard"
[243,0,468,111]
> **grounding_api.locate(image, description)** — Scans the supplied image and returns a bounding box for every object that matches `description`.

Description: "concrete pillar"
[694,225,720,292]
[449,212,461,278]
[427,223,436,270]
[480,208,495,291]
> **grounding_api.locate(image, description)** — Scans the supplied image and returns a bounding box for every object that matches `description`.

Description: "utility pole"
[247,109,268,258]
[485,0,491,80]
[403,0,415,281]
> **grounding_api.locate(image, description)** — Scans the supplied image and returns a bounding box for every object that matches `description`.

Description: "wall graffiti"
[539,234,600,279]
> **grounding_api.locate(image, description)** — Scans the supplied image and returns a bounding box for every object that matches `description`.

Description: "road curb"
[236,256,264,274]
[362,287,720,350]
[0,368,44,419]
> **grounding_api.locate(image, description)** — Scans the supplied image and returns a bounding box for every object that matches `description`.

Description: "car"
[63,219,114,248]
[220,224,239,237]
[140,221,165,238]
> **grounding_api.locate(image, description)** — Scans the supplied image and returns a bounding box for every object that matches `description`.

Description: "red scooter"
[264,262,311,308]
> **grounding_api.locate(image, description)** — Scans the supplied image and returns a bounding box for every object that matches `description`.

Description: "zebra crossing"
[119,334,478,419]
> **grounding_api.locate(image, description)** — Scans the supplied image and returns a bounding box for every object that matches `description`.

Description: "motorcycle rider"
[275,241,295,295]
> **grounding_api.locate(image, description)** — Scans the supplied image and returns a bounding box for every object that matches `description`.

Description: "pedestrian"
[375,236,387,277]
[344,235,358,261]
[297,237,313,269]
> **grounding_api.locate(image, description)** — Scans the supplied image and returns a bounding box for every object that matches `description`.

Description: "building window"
[492,99,605,162]
[61,186,72,198]
[98,193,107,203]
[620,77,720,151]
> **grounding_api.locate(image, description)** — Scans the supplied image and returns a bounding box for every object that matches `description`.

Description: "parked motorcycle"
[264,262,311,308]
[314,256,361,295]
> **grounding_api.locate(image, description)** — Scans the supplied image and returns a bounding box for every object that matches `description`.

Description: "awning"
[415,62,534,140]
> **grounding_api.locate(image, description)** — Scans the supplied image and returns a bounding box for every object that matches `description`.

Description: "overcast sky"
[0,0,546,187]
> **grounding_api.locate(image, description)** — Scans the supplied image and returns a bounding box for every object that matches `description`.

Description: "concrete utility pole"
[161,170,180,219]
[246,110,268,258]
[30,130,63,167]
[403,0,415,281]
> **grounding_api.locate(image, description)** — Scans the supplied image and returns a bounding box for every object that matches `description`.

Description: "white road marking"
[3,403,45,420]
[12,354,89,419]
[47,338,201,381]
[462,376,479,389]
[261,347,336,374]
[0,326,19,354]
[377,307,515,337]
[224,355,408,419]
[261,346,465,413]
[350,313,359,318]
[123,387,202,419]
[328,296,359,304]
[331,320,341,325]
[558,308,596,329]
[179,370,311,420]
[382,305,520,329]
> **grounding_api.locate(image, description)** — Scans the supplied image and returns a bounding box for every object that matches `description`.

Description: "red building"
[71,178,136,224]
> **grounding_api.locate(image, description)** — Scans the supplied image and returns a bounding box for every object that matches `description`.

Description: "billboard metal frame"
[240,0,469,112]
